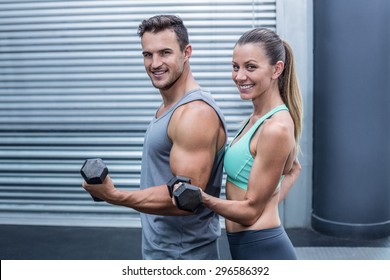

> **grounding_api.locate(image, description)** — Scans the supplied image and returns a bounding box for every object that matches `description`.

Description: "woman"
[177,28,303,259]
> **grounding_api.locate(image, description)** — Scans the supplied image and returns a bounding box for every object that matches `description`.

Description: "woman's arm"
[202,121,294,226]
[278,158,301,202]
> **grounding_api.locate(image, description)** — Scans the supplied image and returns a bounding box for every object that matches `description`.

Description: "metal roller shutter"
[0,0,277,227]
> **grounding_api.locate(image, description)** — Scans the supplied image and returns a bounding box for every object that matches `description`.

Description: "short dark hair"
[137,15,189,51]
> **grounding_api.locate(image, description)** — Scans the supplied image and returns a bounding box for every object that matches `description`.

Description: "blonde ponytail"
[280,41,303,152]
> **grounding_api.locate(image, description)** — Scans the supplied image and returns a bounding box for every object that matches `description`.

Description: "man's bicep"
[170,135,216,190]
[169,103,220,189]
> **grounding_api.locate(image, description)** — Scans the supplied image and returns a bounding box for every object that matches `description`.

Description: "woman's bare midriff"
[225,181,281,233]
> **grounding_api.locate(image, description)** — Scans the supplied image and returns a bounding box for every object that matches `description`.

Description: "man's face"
[141,29,186,91]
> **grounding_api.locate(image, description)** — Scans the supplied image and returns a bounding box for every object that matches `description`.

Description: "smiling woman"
[232,44,282,101]
[186,27,303,260]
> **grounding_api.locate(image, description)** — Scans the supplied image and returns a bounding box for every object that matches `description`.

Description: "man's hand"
[82,175,118,203]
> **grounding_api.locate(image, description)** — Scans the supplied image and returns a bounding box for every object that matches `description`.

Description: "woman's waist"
[225,211,280,233]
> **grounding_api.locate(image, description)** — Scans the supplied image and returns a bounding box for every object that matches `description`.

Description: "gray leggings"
[227,225,298,260]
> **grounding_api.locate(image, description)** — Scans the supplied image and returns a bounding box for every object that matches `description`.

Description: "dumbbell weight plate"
[173,183,202,212]
[80,158,108,202]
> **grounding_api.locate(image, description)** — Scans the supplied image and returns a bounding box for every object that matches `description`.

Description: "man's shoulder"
[174,100,220,125]
[183,88,219,106]
[167,98,224,144]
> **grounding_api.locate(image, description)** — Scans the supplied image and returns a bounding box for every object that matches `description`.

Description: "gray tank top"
[140,88,227,259]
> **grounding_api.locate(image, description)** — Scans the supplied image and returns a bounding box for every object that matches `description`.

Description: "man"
[82,15,227,259]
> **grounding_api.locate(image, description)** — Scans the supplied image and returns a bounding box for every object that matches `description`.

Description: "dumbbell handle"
[89,191,104,202]
[166,175,191,197]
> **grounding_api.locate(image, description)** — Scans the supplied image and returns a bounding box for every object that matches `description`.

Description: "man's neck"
[160,68,199,107]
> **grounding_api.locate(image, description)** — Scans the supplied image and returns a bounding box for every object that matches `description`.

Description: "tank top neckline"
[154,87,202,120]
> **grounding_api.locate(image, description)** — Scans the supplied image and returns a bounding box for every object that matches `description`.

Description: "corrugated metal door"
[0,0,277,227]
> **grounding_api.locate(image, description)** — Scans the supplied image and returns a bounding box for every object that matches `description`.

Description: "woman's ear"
[272,60,285,79]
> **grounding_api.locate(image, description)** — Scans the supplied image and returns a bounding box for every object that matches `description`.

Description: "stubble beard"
[150,65,184,91]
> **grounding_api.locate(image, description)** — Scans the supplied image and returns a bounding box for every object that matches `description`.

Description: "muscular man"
[82,15,227,259]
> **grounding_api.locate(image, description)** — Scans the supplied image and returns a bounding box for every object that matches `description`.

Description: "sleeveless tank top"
[140,88,227,259]
[224,104,288,191]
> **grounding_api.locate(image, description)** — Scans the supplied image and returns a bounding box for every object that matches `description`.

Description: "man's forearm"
[107,185,189,216]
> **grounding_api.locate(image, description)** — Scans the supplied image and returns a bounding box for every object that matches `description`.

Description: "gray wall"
[277,0,313,228]
[0,0,313,228]
[312,0,390,238]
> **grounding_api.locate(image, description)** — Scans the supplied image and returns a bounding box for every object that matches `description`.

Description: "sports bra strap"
[249,104,289,134]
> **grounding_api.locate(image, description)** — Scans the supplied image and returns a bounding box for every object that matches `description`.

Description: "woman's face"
[232,43,279,101]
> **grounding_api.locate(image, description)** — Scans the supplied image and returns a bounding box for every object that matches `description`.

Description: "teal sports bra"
[224,104,288,191]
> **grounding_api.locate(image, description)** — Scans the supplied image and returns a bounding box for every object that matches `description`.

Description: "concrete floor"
[0,225,389,260]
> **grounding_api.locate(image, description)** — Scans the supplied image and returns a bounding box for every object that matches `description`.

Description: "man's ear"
[183,44,192,60]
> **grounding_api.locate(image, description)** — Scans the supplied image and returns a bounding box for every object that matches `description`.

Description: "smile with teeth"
[152,70,167,77]
[239,84,254,90]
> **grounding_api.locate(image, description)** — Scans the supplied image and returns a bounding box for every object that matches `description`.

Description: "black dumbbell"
[173,183,202,213]
[167,176,202,212]
[166,176,191,197]
[80,158,108,202]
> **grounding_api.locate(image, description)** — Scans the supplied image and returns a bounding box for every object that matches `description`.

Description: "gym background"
[0,0,388,242]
